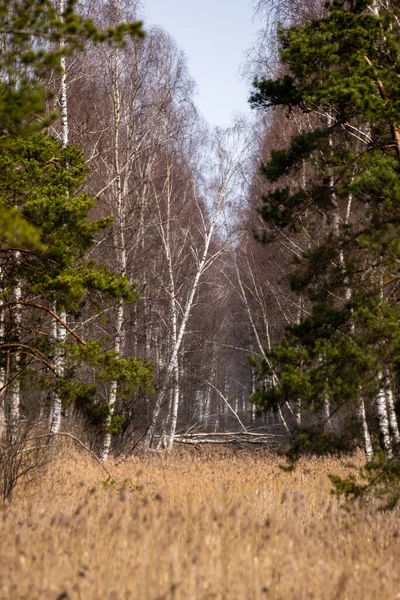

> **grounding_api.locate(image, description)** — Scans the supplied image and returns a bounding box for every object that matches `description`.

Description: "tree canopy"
[0,0,152,447]
[250,0,400,459]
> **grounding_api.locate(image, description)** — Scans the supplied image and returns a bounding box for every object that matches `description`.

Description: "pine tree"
[0,132,153,439]
[250,0,400,456]
[0,0,143,136]
[0,0,143,251]
[0,1,150,448]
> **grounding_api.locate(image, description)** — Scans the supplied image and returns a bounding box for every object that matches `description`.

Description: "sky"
[142,0,259,128]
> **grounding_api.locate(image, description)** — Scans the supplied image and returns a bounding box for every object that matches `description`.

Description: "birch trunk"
[166,359,180,449]
[385,374,400,445]
[59,1,68,150]
[99,36,127,462]
[323,397,331,430]
[204,386,211,427]
[8,268,21,442]
[197,390,203,422]
[49,0,68,437]
[8,378,20,442]
[342,197,373,456]
[376,371,392,456]
[294,398,301,427]
[323,110,337,430]
[50,310,67,435]
[100,297,125,462]
[295,297,303,427]
[277,404,291,436]
[357,397,373,459]
[143,215,216,447]
[205,345,217,427]
[0,294,5,439]
[251,370,257,423]
[154,163,181,450]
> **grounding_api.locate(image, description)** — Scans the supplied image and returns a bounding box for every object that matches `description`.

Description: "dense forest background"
[2,0,400,488]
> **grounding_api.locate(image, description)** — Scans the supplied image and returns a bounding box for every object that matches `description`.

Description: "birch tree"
[143,125,247,448]
[67,0,200,458]
[49,0,68,437]
[0,0,148,454]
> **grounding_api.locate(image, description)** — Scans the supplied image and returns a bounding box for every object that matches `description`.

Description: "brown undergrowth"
[0,445,399,600]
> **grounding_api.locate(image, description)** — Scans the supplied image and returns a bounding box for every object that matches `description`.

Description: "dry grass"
[0,445,400,600]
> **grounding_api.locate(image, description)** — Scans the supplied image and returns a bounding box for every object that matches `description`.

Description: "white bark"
[201,377,247,431]
[323,397,331,430]
[144,126,242,448]
[277,404,291,436]
[8,378,20,442]
[376,371,392,457]
[166,360,180,449]
[153,163,181,450]
[324,110,337,432]
[50,309,67,435]
[196,390,203,422]
[204,385,212,427]
[0,292,5,439]
[357,396,373,459]
[294,398,301,427]
[143,214,216,447]
[99,36,127,462]
[8,268,21,442]
[295,297,302,427]
[49,0,69,438]
[204,345,217,427]
[100,296,124,462]
[251,369,257,423]
[385,374,400,445]
[59,0,68,150]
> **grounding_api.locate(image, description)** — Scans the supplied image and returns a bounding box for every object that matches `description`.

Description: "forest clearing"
[3,2,400,599]
[3,0,400,466]
[1,446,399,600]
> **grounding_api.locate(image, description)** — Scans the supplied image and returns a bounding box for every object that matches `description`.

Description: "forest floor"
[0,445,399,600]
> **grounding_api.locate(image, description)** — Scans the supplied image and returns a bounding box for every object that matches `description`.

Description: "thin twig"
[1,302,86,345]
[16,432,116,482]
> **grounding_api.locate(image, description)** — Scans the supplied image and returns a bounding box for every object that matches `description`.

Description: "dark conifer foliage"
[250,0,400,461]
[0,0,153,452]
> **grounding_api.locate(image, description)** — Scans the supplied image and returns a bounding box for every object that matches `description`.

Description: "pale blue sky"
[142,0,258,128]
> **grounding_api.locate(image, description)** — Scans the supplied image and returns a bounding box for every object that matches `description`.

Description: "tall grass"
[0,446,399,599]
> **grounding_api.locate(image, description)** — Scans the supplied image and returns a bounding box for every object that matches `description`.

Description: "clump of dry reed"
[0,445,399,600]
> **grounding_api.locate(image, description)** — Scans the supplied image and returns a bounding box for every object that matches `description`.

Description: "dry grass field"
[0,445,400,600]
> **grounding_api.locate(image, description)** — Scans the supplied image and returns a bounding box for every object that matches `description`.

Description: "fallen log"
[172,431,283,448]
